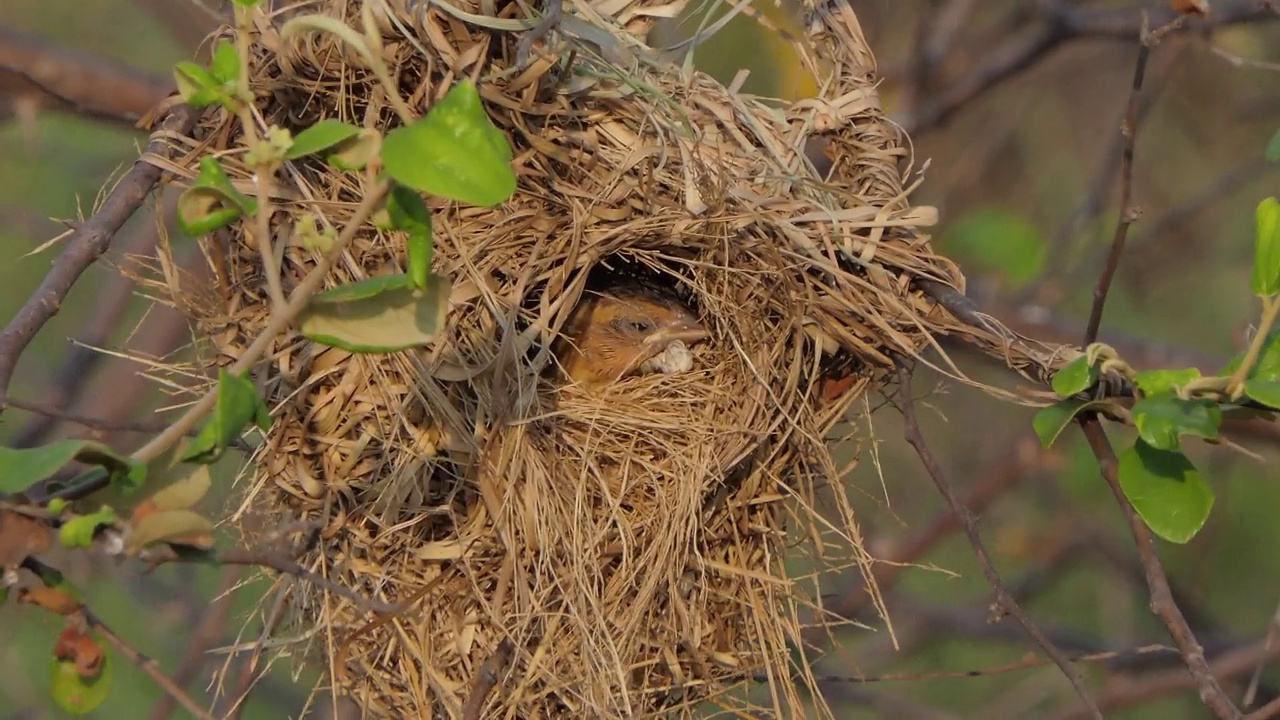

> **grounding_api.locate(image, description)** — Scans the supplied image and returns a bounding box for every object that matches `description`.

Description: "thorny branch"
[895,364,1103,719]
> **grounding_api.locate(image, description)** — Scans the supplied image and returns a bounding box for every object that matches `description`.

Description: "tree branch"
[906,0,1278,133]
[0,25,174,127]
[0,104,197,413]
[1078,417,1242,718]
[897,364,1103,719]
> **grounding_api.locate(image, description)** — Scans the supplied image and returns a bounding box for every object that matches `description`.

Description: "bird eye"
[612,317,653,334]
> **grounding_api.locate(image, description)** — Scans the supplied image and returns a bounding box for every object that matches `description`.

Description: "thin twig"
[141,544,399,615]
[906,0,1277,133]
[21,558,216,720]
[0,104,198,410]
[126,178,392,467]
[7,201,179,449]
[1084,24,1152,346]
[1048,636,1280,720]
[7,396,173,435]
[146,566,241,720]
[1077,417,1242,718]
[896,364,1102,719]
[83,610,216,720]
[461,637,515,720]
[815,434,1032,628]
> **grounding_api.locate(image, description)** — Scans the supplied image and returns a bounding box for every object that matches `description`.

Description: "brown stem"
[0,105,198,412]
[1078,417,1242,718]
[896,364,1103,718]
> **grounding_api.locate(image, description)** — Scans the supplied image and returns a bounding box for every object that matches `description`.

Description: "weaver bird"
[555,279,709,386]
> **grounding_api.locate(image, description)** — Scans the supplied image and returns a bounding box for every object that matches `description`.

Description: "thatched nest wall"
[149,0,969,716]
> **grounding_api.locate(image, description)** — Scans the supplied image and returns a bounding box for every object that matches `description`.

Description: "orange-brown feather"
[555,283,705,386]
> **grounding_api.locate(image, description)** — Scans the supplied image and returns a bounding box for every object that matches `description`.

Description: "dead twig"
[896,363,1102,719]
[0,104,197,412]
[1084,26,1151,346]
[906,0,1277,133]
[0,25,174,127]
[461,637,516,720]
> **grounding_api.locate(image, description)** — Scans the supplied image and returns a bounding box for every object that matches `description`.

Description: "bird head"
[556,282,708,385]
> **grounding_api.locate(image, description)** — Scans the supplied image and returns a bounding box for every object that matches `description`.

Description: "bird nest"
[143,0,968,716]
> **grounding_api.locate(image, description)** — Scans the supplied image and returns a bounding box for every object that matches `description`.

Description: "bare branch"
[461,638,516,720]
[1078,418,1242,718]
[1084,25,1152,346]
[896,364,1102,718]
[146,567,241,720]
[0,104,198,413]
[906,0,1278,132]
[0,25,173,127]
[84,608,216,720]
[1047,638,1280,720]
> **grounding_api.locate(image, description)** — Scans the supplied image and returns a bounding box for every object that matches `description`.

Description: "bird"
[554,278,709,386]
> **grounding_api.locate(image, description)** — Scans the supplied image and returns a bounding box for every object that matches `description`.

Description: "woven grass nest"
[148,0,969,716]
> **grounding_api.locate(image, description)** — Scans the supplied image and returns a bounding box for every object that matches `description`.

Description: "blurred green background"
[2,1,1278,718]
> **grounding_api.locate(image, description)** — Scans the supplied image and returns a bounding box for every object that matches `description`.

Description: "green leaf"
[58,507,118,549]
[1253,197,1280,296]
[939,208,1047,290]
[285,119,362,160]
[181,369,269,464]
[1118,441,1214,544]
[1244,378,1280,410]
[1223,330,1280,381]
[177,156,259,236]
[1133,368,1201,397]
[387,185,434,289]
[209,40,240,84]
[381,80,516,207]
[50,638,112,715]
[1131,395,1221,451]
[1032,399,1111,448]
[172,61,222,108]
[0,440,135,495]
[233,0,264,7]
[299,274,451,353]
[1267,129,1280,163]
[1051,355,1100,398]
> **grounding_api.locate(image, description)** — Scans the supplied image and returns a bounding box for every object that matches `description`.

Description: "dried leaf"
[127,509,216,553]
[19,585,83,616]
[0,510,53,567]
[54,625,106,679]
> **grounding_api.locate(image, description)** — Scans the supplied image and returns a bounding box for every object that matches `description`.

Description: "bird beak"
[644,318,709,347]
